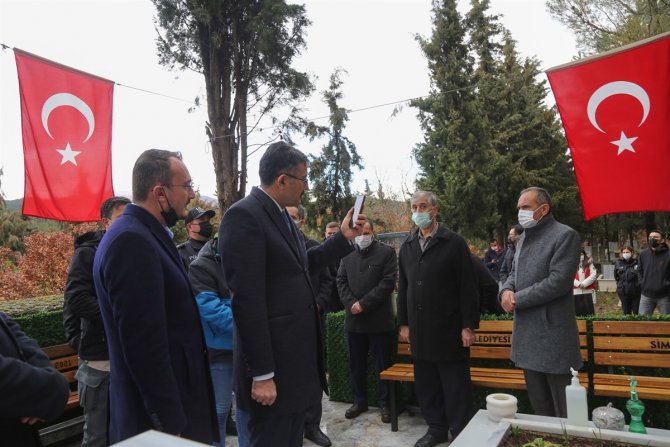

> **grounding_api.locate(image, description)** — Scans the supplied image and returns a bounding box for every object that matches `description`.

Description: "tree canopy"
[152,0,313,211]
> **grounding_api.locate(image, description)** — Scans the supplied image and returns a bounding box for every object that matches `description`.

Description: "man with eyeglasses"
[93,149,217,444]
[219,141,365,447]
[177,207,216,268]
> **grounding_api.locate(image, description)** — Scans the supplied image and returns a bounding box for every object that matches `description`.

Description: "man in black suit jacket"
[93,149,217,444]
[219,141,364,447]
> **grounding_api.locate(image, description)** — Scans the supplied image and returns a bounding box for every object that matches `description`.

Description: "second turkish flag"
[547,32,670,221]
[15,49,115,222]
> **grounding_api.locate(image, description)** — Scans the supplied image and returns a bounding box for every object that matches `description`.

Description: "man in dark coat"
[638,230,670,315]
[499,224,523,284]
[93,149,217,444]
[0,313,69,447]
[62,195,129,447]
[177,207,215,268]
[397,190,480,447]
[337,219,397,424]
[470,253,502,315]
[219,141,364,447]
[484,239,505,282]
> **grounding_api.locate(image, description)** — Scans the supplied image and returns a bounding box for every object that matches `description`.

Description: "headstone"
[602,264,615,280]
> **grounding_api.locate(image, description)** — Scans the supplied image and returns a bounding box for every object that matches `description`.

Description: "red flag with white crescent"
[15,49,115,222]
[546,32,670,221]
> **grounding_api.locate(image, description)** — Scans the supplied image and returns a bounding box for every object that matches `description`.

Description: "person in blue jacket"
[189,236,249,447]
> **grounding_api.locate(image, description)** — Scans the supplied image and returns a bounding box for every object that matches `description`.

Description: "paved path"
[225,396,446,447]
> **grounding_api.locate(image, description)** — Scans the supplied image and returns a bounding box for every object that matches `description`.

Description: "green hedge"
[326,311,670,429]
[0,295,66,347]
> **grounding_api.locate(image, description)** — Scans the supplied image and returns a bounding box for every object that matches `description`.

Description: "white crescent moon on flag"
[587,81,650,133]
[41,93,96,142]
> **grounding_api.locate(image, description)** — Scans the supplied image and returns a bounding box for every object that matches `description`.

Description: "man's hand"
[399,325,410,343]
[501,289,516,313]
[251,378,277,406]
[351,301,363,314]
[461,328,475,347]
[340,207,367,240]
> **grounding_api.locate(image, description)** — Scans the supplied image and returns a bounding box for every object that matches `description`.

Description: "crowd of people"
[3,141,669,447]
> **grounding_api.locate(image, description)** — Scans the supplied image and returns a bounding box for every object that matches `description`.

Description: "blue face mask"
[412,212,432,229]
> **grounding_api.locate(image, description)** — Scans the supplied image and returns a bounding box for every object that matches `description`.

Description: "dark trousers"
[347,331,392,407]
[248,411,305,447]
[618,293,641,315]
[304,398,323,430]
[413,358,474,438]
[523,369,571,418]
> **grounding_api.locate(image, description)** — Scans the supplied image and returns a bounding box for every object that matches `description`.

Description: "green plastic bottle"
[626,376,647,434]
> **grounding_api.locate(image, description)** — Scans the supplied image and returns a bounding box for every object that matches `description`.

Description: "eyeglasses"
[281,172,309,185]
[164,180,195,192]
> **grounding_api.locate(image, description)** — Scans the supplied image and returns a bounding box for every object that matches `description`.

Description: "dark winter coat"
[177,238,207,269]
[638,244,670,298]
[471,253,502,315]
[63,230,108,360]
[614,257,641,297]
[0,313,69,447]
[484,247,506,281]
[397,224,480,363]
[499,244,516,284]
[337,240,397,333]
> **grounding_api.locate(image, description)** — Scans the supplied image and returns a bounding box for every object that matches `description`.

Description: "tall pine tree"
[305,69,363,227]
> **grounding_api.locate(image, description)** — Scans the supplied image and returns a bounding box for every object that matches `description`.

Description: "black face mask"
[197,221,214,238]
[649,237,660,249]
[159,194,179,228]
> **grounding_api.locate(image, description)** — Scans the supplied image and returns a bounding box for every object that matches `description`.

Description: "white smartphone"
[351,194,366,228]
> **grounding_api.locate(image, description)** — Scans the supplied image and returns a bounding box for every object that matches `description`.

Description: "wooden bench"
[380,319,588,431]
[43,343,80,410]
[38,344,84,445]
[591,320,670,401]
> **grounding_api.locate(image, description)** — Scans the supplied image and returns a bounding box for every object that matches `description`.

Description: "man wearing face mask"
[337,219,397,424]
[500,187,581,419]
[637,230,670,315]
[397,191,479,447]
[178,207,216,268]
[93,149,217,444]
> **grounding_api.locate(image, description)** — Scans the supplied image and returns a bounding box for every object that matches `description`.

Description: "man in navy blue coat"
[93,149,217,444]
[219,141,364,447]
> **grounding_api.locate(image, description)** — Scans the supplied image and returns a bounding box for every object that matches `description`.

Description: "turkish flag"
[547,32,670,221]
[15,49,115,222]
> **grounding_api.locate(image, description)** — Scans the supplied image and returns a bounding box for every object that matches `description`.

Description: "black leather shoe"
[345,403,368,419]
[304,427,332,447]
[414,432,449,447]
[381,407,391,423]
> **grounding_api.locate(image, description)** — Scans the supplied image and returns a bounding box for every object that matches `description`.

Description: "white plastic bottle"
[566,367,589,426]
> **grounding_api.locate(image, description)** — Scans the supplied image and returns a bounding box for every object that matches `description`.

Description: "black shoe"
[304,426,332,447]
[381,407,391,423]
[414,432,449,447]
[226,412,237,436]
[345,403,368,419]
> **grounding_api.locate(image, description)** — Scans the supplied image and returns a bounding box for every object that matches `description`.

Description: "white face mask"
[580,255,585,262]
[355,235,373,249]
[518,208,540,229]
[623,253,632,260]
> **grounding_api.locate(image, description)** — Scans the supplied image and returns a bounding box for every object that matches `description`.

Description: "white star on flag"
[610,131,638,156]
[56,142,82,165]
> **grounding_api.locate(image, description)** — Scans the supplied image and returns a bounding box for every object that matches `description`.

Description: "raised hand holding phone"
[350,194,366,229]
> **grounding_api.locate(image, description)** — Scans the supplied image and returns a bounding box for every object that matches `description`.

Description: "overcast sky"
[0,0,577,202]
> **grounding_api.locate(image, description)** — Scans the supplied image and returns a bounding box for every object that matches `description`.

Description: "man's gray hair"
[412,190,437,206]
[521,187,552,209]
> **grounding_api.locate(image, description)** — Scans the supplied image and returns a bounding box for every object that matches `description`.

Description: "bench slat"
[593,335,670,352]
[594,351,670,368]
[592,321,670,335]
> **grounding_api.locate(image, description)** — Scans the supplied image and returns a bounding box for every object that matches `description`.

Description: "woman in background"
[614,246,641,314]
[573,249,597,316]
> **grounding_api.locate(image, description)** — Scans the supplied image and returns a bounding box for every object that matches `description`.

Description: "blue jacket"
[188,239,233,351]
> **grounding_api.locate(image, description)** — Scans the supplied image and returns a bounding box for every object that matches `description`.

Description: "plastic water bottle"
[566,367,589,426]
